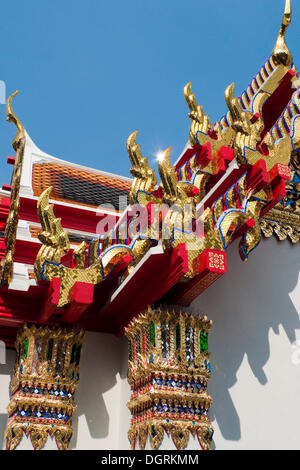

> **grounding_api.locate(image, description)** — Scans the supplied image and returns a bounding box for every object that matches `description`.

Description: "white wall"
[0,237,299,450]
[190,236,300,450]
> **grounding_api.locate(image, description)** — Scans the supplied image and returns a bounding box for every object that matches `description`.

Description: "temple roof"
[0,0,298,343]
[21,132,131,211]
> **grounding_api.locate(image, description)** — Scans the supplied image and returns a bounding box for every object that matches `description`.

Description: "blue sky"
[0,0,299,186]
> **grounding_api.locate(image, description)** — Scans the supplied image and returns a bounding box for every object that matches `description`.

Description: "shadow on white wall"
[190,237,300,445]
[71,331,124,448]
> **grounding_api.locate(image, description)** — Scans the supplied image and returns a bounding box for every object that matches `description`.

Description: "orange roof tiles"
[32,163,131,209]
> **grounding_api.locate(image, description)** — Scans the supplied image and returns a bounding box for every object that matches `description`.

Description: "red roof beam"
[163,248,227,306]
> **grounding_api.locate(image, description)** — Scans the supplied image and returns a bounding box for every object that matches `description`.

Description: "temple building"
[0,0,299,450]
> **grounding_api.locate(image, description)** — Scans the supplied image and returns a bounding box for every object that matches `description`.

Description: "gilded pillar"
[125,306,214,451]
[5,325,84,450]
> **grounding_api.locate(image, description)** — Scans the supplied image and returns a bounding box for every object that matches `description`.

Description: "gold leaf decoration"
[125,307,214,451]
[5,325,84,451]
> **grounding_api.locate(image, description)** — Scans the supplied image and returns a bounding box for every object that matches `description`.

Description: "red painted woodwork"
[0,239,6,258]
[175,144,234,179]
[19,197,119,235]
[269,163,291,185]
[261,70,296,140]
[39,278,61,322]
[7,156,16,165]
[246,159,268,191]
[198,167,246,216]
[0,286,57,333]
[175,145,202,170]
[13,239,41,265]
[80,243,189,335]
[164,249,227,306]
[62,282,95,323]
[0,197,10,225]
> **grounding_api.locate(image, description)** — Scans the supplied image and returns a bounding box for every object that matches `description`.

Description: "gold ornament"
[272,0,292,67]
[89,131,162,279]
[34,1,299,304]
[127,130,158,206]
[184,81,235,157]
[125,307,214,451]
[261,151,300,244]
[225,82,294,171]
[0,91,25,287]
[34,187,132,307]
[5,324,84,450]
[261,208,300,244]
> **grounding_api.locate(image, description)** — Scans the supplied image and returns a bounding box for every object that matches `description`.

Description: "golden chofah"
[0,91,25,287]
[34,186,132,307]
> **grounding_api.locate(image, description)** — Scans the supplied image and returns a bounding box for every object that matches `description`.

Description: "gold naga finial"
[224,82,252,134]
[127,130,158,205]
[6,91,24,131]
[184,82,204,124]
[272,0,293,66]
[157,147,180,205]
[6,90,25,150]
[7,90,19,122]
[184,81,212,145]
[0,90,26,287]
[157,146,197,207]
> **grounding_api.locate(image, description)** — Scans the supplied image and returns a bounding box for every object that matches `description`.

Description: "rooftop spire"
[272,0,293,66]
